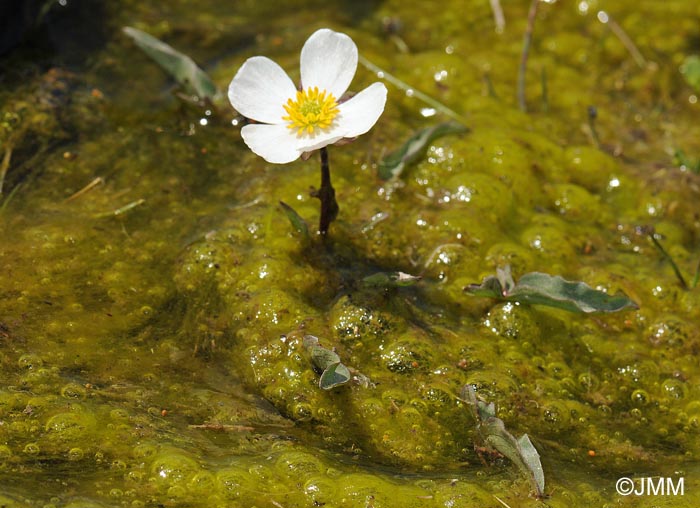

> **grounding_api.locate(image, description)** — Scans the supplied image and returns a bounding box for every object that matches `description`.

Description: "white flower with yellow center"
[228,28,387,164]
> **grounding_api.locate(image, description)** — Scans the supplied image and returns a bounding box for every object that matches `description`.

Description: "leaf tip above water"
[122,25,219,102]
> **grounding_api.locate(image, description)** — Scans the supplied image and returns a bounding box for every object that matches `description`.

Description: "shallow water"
[1,0,699,507]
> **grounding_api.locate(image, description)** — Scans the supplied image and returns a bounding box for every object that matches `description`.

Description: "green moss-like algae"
[1,0,700,506]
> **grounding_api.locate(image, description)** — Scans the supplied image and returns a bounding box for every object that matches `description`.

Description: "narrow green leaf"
[362,271,421,288]
[123,26,219,101]
[465,267,638,313]
[673,149,700,174]
[319,362,351,390]
[378,122,467,180]
[279,201,310,239]
[680,55,700,92]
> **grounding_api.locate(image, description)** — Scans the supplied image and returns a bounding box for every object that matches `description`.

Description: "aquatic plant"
[228,28,387,234]
[465,265,637,313]
[463,386,545,498]
[123,26,220,103]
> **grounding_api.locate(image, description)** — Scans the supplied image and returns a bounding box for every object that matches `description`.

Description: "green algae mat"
[1,1,700,507]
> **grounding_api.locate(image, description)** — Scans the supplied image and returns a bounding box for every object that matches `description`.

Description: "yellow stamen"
[282,86,339,135]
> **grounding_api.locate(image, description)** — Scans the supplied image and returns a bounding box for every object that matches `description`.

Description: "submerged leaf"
[319,362,351,390]
[362,271,421,288]
[378,122,467,180]
[123,26,219,101]
[680,55,700,92]
[279,201,310,239]
[465,267,637,313]
[673,149,700,174]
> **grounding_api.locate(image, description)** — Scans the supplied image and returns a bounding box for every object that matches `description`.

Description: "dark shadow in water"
[0,0,109,67]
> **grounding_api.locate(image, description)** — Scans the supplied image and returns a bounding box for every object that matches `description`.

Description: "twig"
[389,35,409,54]
[230,196,263,210]
[64,177,104,202]
[517,0,540,112]
[493,495,514,508]
[540,67,549,112]
[0,146,12,195]
[361,211,389,233]
[597,11,646,69]
[648,232,688,290]
[483,72,498,98]
[188,423,255,432]
[587,106,601,149]
[95,198,146,218]
[489,0,506,33]
[358,56,469,125]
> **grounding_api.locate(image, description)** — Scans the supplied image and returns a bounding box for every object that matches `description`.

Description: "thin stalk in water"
[517,0,540,112]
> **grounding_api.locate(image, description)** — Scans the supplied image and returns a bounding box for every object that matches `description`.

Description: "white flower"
[228,28,387,164]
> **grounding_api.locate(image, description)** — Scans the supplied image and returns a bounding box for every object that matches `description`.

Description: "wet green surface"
[1,0,700,506]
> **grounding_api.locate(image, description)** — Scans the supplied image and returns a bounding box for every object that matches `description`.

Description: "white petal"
[336,82,387,138]
[300,28,357,99]
[228,56,296,124]
[296,133,346,154]
[240,123,301,164]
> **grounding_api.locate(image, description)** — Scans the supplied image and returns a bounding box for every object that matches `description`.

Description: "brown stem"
[517,0,539,112]
[312,147,339,236]
[0,146,13,195]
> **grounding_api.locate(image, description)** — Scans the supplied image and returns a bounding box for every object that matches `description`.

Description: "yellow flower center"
[282,86,339,135]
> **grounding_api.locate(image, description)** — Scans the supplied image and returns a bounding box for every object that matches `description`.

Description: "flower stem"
[313,147,339,236]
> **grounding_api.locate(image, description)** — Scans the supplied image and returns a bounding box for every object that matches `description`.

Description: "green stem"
[649,233,688,290]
